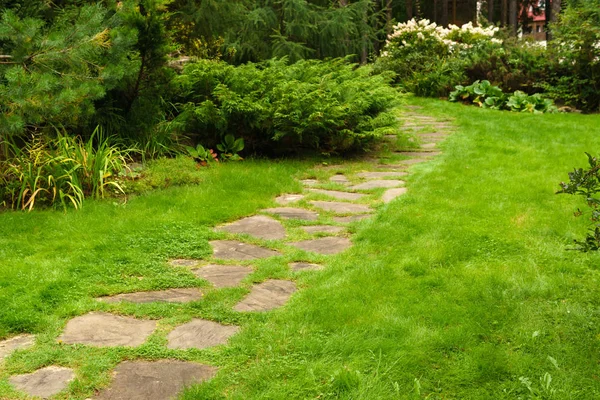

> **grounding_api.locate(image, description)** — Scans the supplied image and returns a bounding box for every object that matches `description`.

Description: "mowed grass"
[1,99,600,399]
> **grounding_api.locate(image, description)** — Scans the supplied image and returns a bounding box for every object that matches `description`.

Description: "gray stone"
[300,225,344,234]
[375,164,409,171]
[216,215,286,240]
[300,179,318,187]
[356,171,408,179]
[289,262,324,272]
[97,288,202,304]
[58,312,157,347]
[398,158,428,165]
[9,366,74,398]
[350,180,404,190]
[167,319,239,350]
[234,280,297,312]
[396,151,440,157]
[210,240,281,260]
[329,174,350,184]
[307,188,365,201]
[0,335,35,360]
[421,142,437,149]
[169,259,200,267]
[333,214,373,223]
[263,207,319,221]
[192,264,252,288]
[382,187,408,203]
[94,361,217,400]
[275,194,305,205]
[404,105,422,110]
[289,237,352,255]
[309,201,372,214]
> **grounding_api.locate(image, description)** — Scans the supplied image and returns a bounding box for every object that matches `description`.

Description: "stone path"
[2,105,453,399]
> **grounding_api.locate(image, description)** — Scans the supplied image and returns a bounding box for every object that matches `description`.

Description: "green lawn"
[1,99,600,399]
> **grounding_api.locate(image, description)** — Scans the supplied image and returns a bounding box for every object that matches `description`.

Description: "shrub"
[168,58,399,155]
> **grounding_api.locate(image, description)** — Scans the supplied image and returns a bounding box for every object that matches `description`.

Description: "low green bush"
[166,58,399,155]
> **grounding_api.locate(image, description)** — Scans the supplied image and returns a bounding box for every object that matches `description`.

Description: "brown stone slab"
[350,180,404,190]
[97,288,202,304]
[0,335,34,360]
[210,240,281,260]
[58,312,156,347]
[356,171,408,179]
[216,215,286,240]
[9,366,74,398]
[289,237,352,255]
[263,207,319,221]
[289,262,324,272]
[167,319,239,350]
[233,280,297,312]
[192,264,252,288]
[333,214,373,223]
[382,187,408,203]
[300,179,318,187]
[421,142,437,149]
[307,188,365,201]
[169,259,200,267]
[94,361,217,400]
[329,174,350,184]
[309,201,372,214]
[275,194,305,205]
[300,225,345,234]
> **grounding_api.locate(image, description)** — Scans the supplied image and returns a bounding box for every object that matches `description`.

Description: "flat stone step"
[300,225,345,234]
[300,179,318,187]
[58,312,157,347]
[307,188,365,201]
[396,151,440,157]
[216,215,286,240]
[275,194,305,205]
[234,280,297,312]
[309,201,372,214]
[192,264,252,288]
[397,158,429,165]
[357,171,408,179]
[350,180,404,190]
[329,174,350,184]
[404,105,422,110]
[289,262,324,271]
[94,361,217,400]
[289,237,352,255]
[210,240,281,260]
[169,259,200,267]
[382,187,408,203]
[0,335,35,359]
[263,207,319,221]
[375,164,409,171]
[333,214,373,223]
[9,366,74,398]
[421,142,437,149]
[97,288,202,304]
[167,319,239,350]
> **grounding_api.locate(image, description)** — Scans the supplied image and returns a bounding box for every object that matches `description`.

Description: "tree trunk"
[434,0,438,23]
[452,0,457,25]
[386,0,393,33]
[406,0,413,19]
[442,0,449,26]
[488,0,494,23]
[509,0,517,35]
[501,0,507,26]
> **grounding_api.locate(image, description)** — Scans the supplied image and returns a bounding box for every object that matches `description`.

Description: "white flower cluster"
[383,18,502,56]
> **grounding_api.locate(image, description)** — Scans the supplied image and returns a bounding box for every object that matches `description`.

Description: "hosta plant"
[217,135,244,161]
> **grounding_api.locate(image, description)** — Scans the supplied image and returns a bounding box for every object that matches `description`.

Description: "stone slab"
[167,319,239,350]
[382,187,408,203]
[307,188,365,201]
[289,262,324,272]
[58,312,157,347]
[350,180,404,190]
[192,264,252,288]
[97,288,202,304]
[356,171,408,179]
[234,280,297,312]
[263,207,319,221]
[169,259,200,267]
[309,201,372,214]
[421,142,437,149]
[289,237,352,255]
[216,215,286,240]
[275,194,305,205]
[210,240,281,260]
[9,366,74,398]
[396,151,440,157]
[329,174,350,184]
[94,361,217,400]
[397,158,429,165]
[333,214,373,223]
[300,179,318,187]
[0,335,35,360]
[300,225,345,234]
